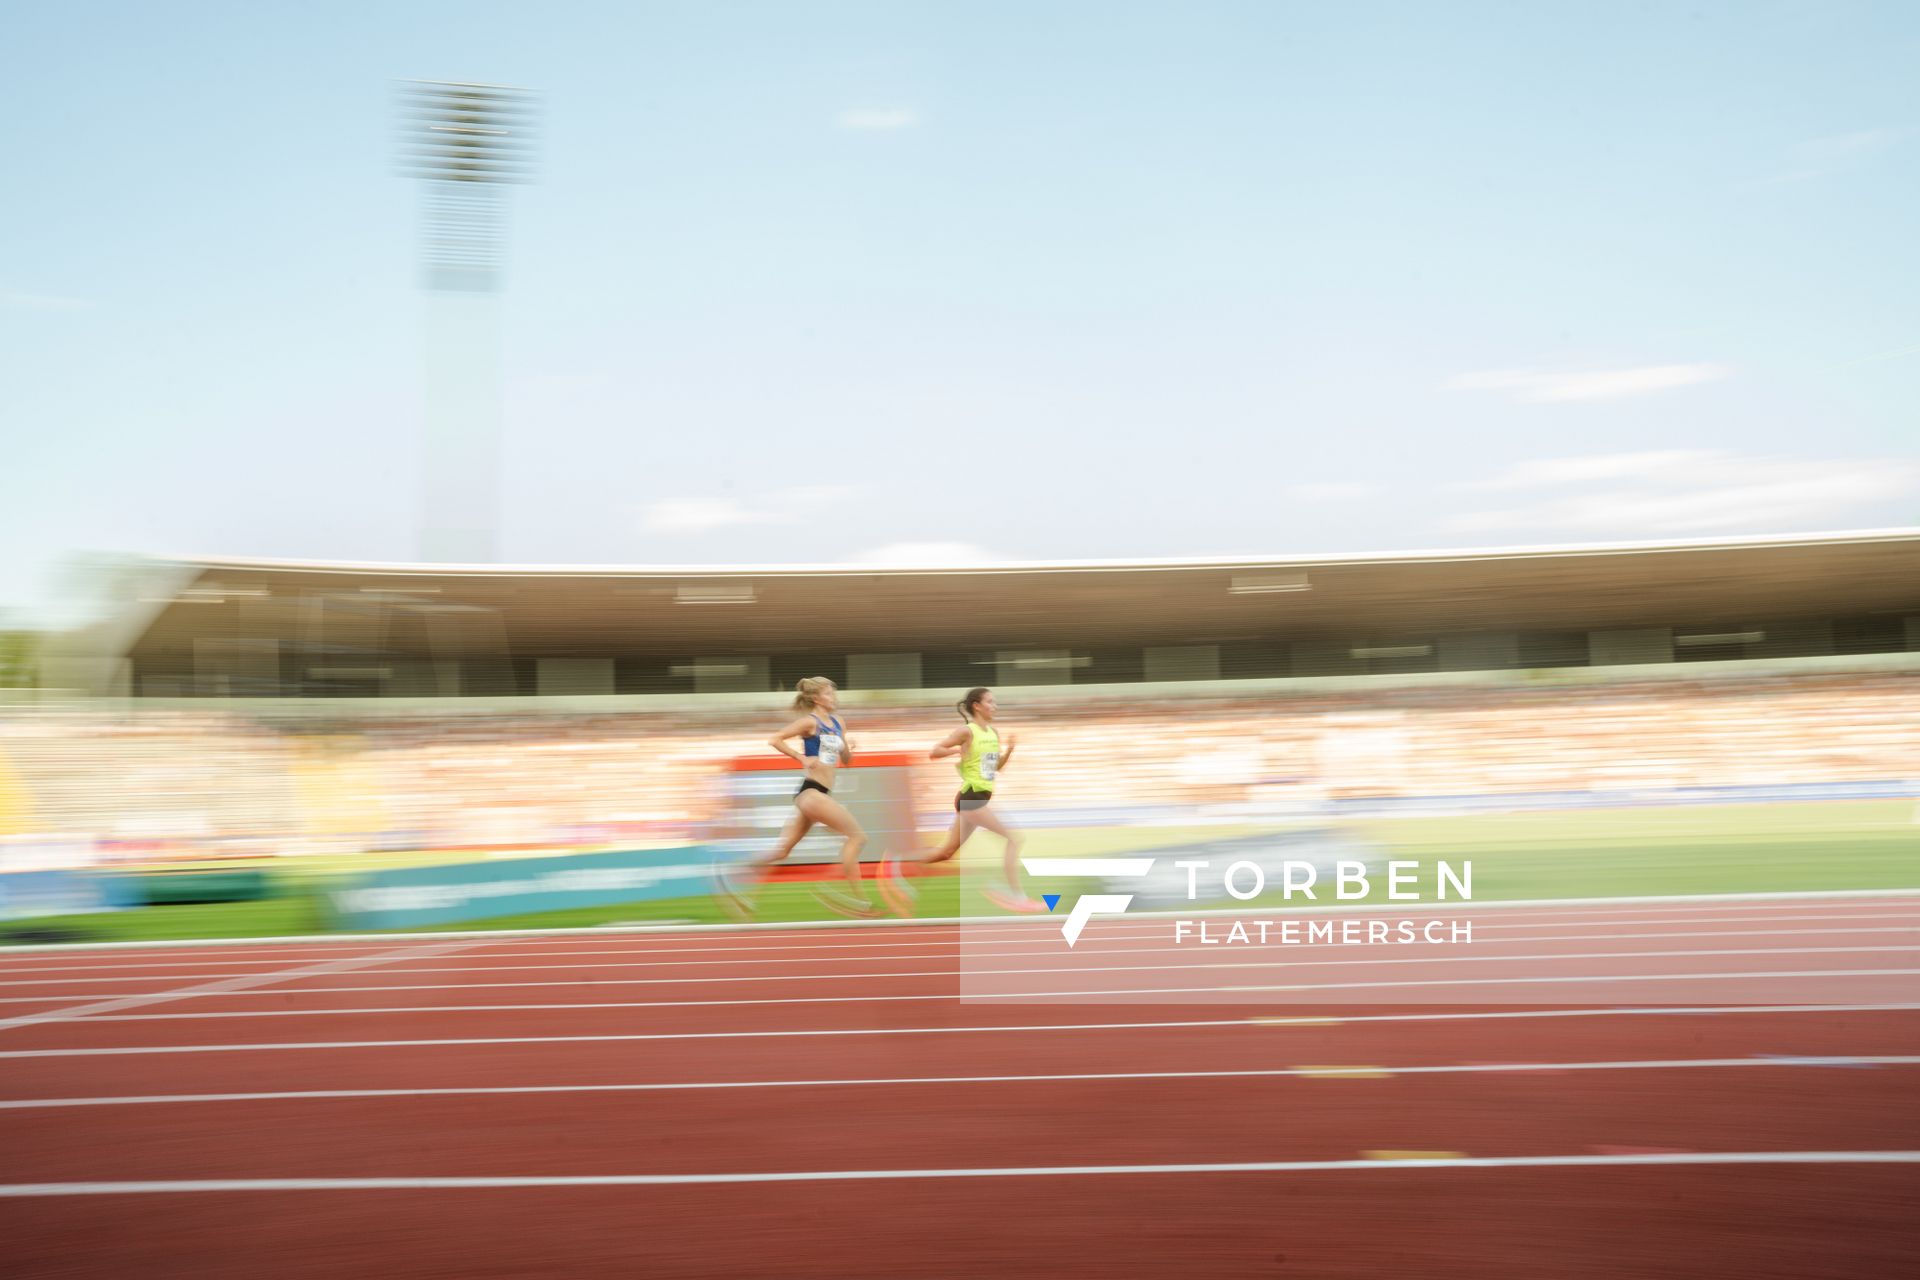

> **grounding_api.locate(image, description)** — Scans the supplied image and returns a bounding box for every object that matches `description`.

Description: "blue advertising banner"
[328,846,718,931]
[0,870,125,920]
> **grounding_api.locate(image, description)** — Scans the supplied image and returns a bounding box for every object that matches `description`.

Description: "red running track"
[0,895,1917,1277]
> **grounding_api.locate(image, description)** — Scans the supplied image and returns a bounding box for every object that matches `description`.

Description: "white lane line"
[1,966,1911,1012]
[3,908,1915,988]
[61,997,1920,1026]
[1,1151,1915,1194]
[7,999,1920,1059]
[0,940,486,1034]
[0,976,263,989]
[10,925,1918,984]
[9,911,1920,975]
[2,944,1913,1000]
[437,902,1920,951]
[6,1055,1919,1110]
[0,1021,1264,1058]
[2,888,1914,958]
[1484,911,1920,931]
[399,895,1920,938]
[0,967,1914,1013]
[12,913,1920,976]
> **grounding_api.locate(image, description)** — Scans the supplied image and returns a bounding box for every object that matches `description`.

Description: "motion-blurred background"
[5,10,1920,1278]
[2,2,1917,936]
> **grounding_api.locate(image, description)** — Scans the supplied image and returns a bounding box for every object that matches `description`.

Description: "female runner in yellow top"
[880,687,1043,915]
[718,677,878,919]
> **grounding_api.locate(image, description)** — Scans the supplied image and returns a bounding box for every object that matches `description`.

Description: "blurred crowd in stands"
[1,671,1915,865]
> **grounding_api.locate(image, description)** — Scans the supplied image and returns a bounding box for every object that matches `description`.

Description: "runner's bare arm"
[768,717,816,766]
[929,725,970,760]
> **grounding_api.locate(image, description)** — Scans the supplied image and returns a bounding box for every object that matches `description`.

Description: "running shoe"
[812,885,882,918]
[713,859,756,920]
[877,852,919,918]
[982,886,1048,914]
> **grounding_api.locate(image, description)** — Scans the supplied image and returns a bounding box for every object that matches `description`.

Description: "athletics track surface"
[0,894,1916,1277]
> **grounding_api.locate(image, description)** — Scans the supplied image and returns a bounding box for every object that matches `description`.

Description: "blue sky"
[3,0,1917,621]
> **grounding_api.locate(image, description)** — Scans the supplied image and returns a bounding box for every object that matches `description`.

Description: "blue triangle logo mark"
[1042,894,1061,911]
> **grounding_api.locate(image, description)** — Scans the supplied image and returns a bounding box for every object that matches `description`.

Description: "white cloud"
[641,499,782,535]
[639,486,861,536]
[777,484,857,507]
[1447,451,1920,535]
[1754,128,1902,187]
[1827,339,1920,371]
[1471,450,1718,491]
[0,287,91,312]
[851,541,996,565]
[1283,482,1378,502]
[1444,364,1730,403]
[1800,128,1900,162]
[837,108,919,131]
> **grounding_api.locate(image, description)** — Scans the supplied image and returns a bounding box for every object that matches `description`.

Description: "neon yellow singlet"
[958,722,1000,792]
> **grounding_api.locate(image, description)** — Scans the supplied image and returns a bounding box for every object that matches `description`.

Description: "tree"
[0,631,37,688]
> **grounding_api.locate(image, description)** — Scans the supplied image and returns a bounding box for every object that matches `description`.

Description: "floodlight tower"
[397,80,540,563]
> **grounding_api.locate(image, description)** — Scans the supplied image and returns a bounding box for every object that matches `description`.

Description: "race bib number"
[980,751,998,780]
[819,734,844,767]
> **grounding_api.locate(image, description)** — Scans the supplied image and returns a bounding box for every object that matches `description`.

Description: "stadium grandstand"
[35,527,1920,699]
[5,529,1918,862]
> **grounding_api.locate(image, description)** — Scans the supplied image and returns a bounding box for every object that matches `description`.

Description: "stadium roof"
[111,528,1920,659]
